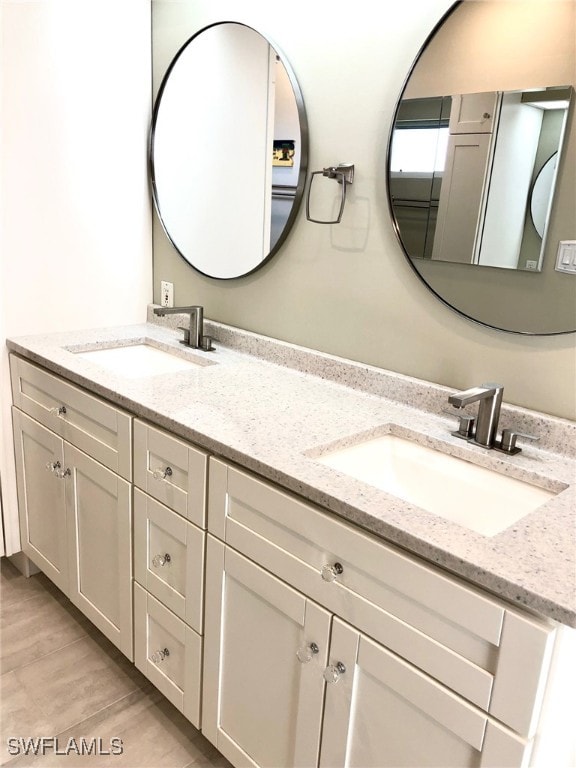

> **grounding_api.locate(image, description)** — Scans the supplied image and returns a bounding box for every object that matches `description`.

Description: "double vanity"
[7,311,575,768]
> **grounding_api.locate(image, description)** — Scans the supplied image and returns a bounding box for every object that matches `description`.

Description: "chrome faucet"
[448,382,504,448]
[153,305,213,351]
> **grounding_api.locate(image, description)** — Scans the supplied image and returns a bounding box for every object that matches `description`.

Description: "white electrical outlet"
[160,281,174,308]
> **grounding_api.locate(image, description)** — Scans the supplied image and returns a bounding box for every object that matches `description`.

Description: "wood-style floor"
[0,558,231,768]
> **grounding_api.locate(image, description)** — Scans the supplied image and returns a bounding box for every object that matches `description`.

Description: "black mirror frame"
[385,1,575,336]
[150,20,309,281]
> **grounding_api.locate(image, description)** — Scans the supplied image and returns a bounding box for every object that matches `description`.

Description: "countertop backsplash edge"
[148,306,576,458]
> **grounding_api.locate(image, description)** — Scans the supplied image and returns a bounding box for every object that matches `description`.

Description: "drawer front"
[134,420,208,528]
[10,355,131,480]
[208,458,556,737]
[134,583,202,728]
[134,489,205,633]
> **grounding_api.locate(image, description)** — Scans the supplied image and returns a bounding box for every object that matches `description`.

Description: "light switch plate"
[555,241,576,275]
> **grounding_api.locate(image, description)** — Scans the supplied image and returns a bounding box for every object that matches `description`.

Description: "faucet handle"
[497,429,539,455]
[200,335,214,352]
[443,409,475,439]
[177,326,191,345]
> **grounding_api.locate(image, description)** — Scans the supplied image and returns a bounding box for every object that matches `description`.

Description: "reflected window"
[390,127,449,173]
[389,96,451,259]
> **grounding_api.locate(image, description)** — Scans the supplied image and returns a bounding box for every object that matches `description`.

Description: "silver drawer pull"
[323,662,346,684]
[46,460,61,473]
[152,466,173,481]
[152,553,171,568]
[296,642,319,664]
[150,647,170,664]
[49,405,67,417]
[321,562,344,582]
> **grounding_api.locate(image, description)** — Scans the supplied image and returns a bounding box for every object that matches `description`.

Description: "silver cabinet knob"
[46,461,70,479]
[152,466,173,481]
[321,562,343,582]
[152,553,171,568]
[49,405,67,417]
[296,642,319,664]
[323,662,346,683]
[150,647,170,664]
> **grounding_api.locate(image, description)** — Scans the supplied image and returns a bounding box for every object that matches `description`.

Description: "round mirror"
[151,22,308,279]
[387,0,575,334]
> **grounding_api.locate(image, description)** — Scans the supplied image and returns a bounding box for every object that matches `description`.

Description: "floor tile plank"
[1,559,231,768]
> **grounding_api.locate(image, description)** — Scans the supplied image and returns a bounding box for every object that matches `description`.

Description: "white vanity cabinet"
[10,355,133,658]
[132,419,208,728]
[10,356,210,725]
[9,351,573,767]
[203,458,559,768]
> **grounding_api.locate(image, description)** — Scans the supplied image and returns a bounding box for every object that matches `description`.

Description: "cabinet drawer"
[134,583,202,728]
[134,420,208,528]
[10,355,131,481]
[209,459,556,737]
[134,489,205,633]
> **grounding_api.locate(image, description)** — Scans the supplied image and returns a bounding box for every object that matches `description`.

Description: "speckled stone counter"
[7,315,576,627]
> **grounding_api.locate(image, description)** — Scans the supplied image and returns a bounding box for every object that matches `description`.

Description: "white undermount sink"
[73,342,214,377]
[315,433,557,536]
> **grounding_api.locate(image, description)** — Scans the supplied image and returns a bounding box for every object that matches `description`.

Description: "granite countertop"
[7,315,576,627]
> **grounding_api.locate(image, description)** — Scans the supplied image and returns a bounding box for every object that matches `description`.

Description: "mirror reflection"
[391,86,571,271]
[387,0,576,334]
[151,22,308,279]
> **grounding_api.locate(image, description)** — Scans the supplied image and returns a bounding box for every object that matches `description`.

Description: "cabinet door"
[431,132,492,264]
[203,536,331,768]
[12,409,69,594]
[65,444,133,659]
[448,92,500,134]
[320,619,532,768]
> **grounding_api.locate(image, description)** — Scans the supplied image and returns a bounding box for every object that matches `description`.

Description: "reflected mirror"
[387,0,576,334]
[151,22,308,279]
